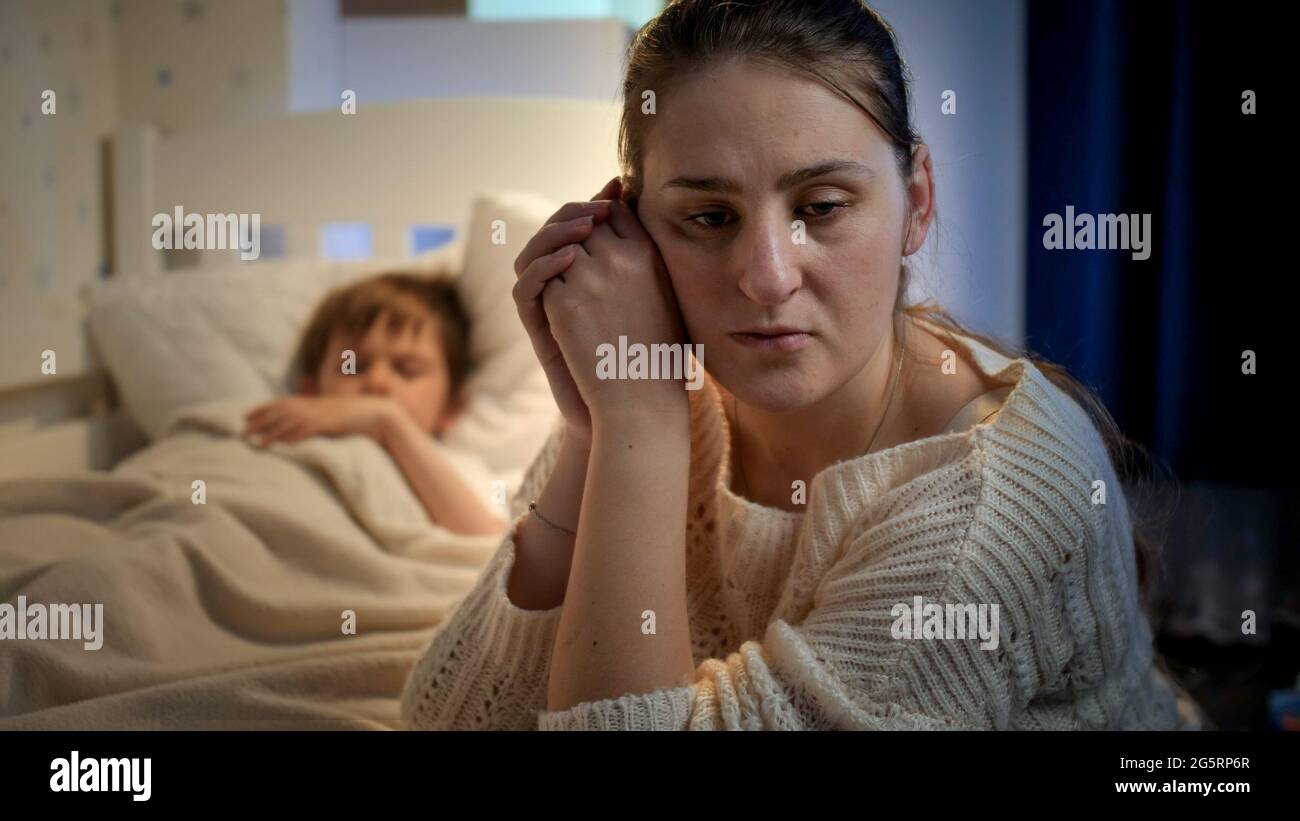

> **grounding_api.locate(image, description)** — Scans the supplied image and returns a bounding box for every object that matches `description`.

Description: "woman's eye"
[686,201,848,231]
[687,211,733,230]
[797,201,849,220]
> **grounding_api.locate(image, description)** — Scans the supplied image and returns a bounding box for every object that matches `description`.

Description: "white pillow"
[86,191,561,483]
[437,191,563,480]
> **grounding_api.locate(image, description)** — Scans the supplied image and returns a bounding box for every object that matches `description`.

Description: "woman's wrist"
[591,395,690,447]
[529,429,592,532]
[562,422,593,454]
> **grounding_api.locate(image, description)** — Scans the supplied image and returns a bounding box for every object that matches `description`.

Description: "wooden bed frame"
[0,96,622,479]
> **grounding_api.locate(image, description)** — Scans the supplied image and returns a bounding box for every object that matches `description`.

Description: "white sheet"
[0,397,522,729]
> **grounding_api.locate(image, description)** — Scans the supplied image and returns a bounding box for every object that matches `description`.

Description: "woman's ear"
[902,144,935,257]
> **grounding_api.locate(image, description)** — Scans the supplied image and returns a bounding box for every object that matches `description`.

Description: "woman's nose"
[737,214,802,305]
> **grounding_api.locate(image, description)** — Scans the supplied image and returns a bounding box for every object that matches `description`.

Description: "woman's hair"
[291,270,471,398]
[617,0,1173,617]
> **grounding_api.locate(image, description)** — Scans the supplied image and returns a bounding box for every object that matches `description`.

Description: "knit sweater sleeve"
[534,469,1009,729]
[536,427,1167,730]
[533,556,1002,731]
[400,420,568,730]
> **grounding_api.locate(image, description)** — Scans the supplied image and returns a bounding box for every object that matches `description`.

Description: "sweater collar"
[686,317,1033,526]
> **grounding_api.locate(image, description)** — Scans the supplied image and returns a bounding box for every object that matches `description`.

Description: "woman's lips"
[729,331,814,352]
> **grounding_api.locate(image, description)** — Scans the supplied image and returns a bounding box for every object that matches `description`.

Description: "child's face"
[308,309,459,436]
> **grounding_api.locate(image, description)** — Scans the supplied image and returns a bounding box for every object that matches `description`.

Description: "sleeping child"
[243,271,503,537]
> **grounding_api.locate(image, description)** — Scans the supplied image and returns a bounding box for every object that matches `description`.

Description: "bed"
[0,96,621,728]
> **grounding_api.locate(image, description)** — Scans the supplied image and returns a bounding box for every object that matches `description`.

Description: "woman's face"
[635,57,929,412]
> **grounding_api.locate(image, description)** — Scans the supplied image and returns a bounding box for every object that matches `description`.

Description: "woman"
[400,0,1180,730]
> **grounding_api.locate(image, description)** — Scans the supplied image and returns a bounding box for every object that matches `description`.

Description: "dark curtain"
[1025,0,1283,488]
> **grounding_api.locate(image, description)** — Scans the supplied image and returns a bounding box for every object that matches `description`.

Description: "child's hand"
[243,395,401,447]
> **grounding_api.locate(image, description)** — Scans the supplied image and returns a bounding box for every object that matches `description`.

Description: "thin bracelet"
[527,500,576,536]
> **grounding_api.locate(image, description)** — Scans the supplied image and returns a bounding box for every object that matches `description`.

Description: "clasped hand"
[512,178,691,443]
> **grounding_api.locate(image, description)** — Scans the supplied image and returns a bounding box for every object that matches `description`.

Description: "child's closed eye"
[397,358,435,378]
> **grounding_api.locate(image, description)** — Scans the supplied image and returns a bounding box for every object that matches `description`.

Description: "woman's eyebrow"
[662,159,874,194]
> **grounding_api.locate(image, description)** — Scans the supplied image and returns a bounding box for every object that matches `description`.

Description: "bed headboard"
[113,95,623,274]
[0,96,622,473]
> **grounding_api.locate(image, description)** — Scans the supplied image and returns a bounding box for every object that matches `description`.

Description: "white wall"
[875,0,1027,346]
[114,0,289,135]
[0,0,118,391]
[339,18,629,104]
[287,0,342,114]
[287,12,629,111]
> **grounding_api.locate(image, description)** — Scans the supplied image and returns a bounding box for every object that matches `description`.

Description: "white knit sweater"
[400,325,1180,730]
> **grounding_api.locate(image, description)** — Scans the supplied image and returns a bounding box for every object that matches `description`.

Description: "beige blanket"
[0,399,506,729]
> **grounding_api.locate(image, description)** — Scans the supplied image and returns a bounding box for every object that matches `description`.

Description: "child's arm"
[379,409,505,537]
[245,395,504,536]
